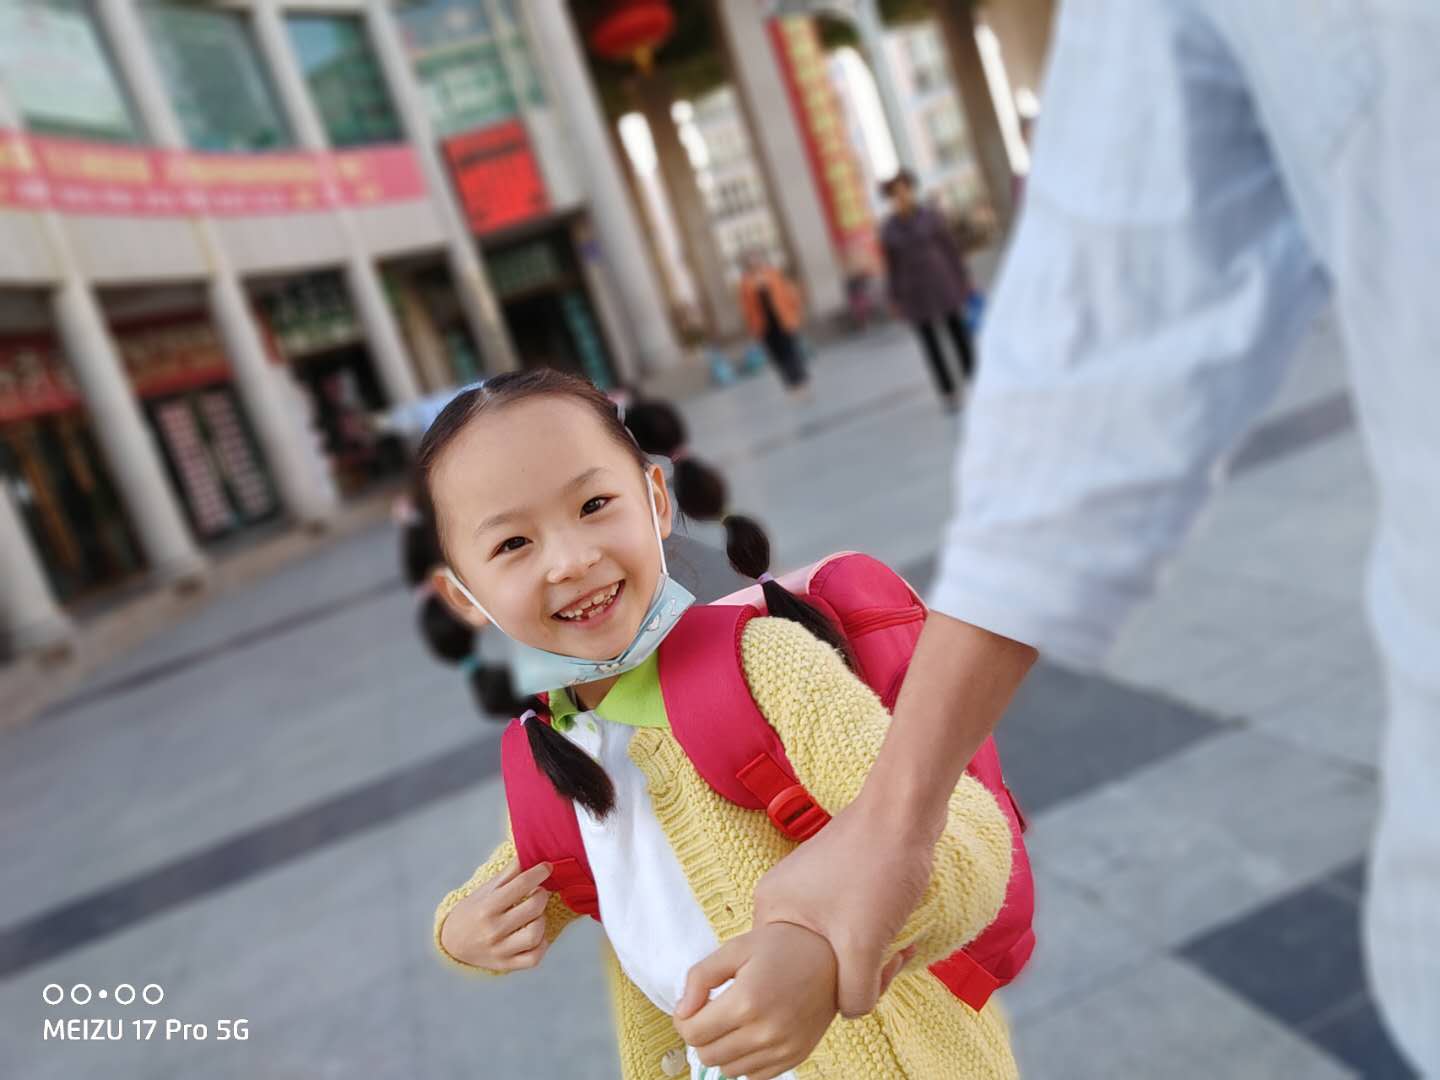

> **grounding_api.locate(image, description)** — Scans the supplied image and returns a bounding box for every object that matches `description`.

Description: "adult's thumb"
[675,938,748,1019]
[836,952,886,1019]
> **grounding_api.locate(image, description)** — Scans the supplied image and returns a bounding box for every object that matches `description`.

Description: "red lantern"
[587,0,675,73]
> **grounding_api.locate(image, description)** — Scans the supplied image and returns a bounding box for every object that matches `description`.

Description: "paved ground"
[0,312,1416,1078]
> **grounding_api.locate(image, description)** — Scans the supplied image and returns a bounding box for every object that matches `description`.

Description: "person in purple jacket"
[879,169,975,413]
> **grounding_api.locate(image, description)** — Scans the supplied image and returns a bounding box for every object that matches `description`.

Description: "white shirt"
[561,711,719,1016]
[561,712,798,1080]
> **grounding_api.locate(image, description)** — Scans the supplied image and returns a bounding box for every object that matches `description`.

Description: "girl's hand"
[674,923,838,1080]
[439,859,553,972]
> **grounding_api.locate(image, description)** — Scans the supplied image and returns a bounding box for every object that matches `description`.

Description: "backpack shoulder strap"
[657,604,830,842]
[500,718,600,919]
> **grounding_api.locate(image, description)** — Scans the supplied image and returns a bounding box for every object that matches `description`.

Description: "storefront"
[253,271,403,496]
[114,314,279,542]
[485,224,617,389]
[0,333,143,601]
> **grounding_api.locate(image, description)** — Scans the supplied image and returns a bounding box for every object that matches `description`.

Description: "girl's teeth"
[561,584,617,619]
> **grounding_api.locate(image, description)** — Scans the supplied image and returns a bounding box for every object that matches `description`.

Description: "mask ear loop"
[442,567,514,638]
[648,473,670,579]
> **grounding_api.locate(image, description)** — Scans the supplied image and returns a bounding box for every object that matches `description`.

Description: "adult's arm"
[749,0,1330,1018]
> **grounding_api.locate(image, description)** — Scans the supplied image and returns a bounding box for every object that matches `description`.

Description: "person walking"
[880,169,975,412]
[738,251,811,400]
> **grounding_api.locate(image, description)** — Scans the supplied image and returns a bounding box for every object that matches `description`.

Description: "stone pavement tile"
[1024,730,1375,947]
[995,660,1230,815]
[1179,872,1416,1078]
[1178,877,1367,1029]
[1308,997,1418,1080]
[1012,954,1356,1080]
[999,868,1157,1022]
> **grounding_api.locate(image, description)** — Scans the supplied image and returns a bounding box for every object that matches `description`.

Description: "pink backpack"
[500,552,1035,1011]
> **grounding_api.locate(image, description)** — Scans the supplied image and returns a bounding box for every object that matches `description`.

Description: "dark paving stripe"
[1232,390,1354,475]
[1179,861,1417,1079]
[41,577,405,720]
[0,733,500,979]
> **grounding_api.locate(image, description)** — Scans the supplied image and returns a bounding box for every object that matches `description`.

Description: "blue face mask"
[443,481,695,697]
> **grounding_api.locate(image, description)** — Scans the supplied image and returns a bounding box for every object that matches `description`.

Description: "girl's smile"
[552,580,625,626]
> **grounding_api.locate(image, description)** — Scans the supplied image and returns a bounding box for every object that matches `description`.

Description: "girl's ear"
[647,463,674,540]
[431,567,492,630]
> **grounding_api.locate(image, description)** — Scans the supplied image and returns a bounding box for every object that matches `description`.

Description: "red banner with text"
[0,132,427,217]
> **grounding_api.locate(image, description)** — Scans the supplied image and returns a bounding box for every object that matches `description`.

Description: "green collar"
[547,652,668,731]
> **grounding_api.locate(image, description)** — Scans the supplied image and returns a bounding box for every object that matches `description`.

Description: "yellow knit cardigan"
[434,617,1019,1079]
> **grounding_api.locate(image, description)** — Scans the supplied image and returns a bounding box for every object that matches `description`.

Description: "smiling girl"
[424,370,1017,1080]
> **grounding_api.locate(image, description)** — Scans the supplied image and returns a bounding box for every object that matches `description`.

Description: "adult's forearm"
[862,611,1037,842]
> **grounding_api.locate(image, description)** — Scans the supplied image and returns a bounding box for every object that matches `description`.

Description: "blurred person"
[737,250,811,399]
[422,371,1018,1080]
[880,168,976,413]
[685,2,1440,1073]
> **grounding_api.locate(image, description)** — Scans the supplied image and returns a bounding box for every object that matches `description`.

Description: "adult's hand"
[753,789,940,1017]
[684,614,1038,1018]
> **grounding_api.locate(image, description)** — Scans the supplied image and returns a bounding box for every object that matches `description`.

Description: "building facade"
[0,0,677,657]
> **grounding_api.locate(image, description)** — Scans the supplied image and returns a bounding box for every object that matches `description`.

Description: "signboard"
[0,131,428,216]
[769,17,878,268]
[114,315,231,398]
[0,335,80,423]
[443,120,548,236]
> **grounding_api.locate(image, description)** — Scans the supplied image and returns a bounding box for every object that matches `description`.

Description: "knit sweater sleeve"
[432,821,582,976]
[739,616,1013,968]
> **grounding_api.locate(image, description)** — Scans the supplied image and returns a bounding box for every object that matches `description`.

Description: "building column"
[933,2,1016,231]
[522,0,684,374]
[854,0,917,174]
[714,1,846,320]
[94,0,338,526]
[1,479,75,657]
[251,0,421,405]
[632,74,740,339]
[983,0,1055,104]
[362,0,519,374]
[52,277,208,580]
[390,275,455,393]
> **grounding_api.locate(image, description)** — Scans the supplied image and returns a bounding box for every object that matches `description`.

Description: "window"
[141,1,291,151]
[925,101,968,169]
[287,15,401,148]
[0,0,141,142]
[397,0,543,138]
[905,24,948,97]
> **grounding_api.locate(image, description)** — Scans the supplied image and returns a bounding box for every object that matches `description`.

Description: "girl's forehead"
[437,396,633,499]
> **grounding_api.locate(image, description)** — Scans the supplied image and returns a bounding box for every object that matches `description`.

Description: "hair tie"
[757,572,775,584]
[458,654,480,675]
[669,445,690,463]
[519,708,538,726]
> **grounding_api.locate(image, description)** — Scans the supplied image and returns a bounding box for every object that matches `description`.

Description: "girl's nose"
[545,542,602,584]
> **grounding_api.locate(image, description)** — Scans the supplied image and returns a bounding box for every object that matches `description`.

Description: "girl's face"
[430,395,673,662]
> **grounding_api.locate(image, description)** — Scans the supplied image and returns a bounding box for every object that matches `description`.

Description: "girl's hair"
[416,370,848,819]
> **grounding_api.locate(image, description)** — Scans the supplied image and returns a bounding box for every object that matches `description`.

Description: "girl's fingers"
[492,913,548,957]
[690,1029,766,1077]
[717,1048,793,1080]
[493,888,550,940]
[674,990,745,1051]
[497,940,548,972]
[490,861,552,909]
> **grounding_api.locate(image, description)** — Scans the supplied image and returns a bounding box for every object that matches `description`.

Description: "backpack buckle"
[767,784,830,841]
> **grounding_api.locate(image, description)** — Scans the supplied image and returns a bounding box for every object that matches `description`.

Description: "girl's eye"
[581,496,611,516]
[493,536,528,557]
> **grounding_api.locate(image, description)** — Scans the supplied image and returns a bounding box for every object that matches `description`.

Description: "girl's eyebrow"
[473,467,609,536]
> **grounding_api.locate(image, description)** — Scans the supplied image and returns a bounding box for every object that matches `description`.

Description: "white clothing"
[559,712,797,1080]
[928,0,1439,1070]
